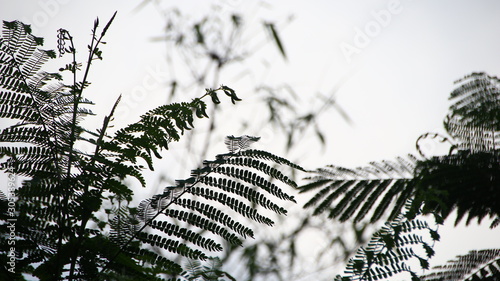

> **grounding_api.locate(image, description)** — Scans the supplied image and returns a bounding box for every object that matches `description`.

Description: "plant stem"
[67,12,116,280]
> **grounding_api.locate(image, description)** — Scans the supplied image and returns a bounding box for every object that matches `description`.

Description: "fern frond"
[0,126,48,144]
[338,180,393,222]
[227,156,298,187]
[109,207,140,247]
[199,177,287,215]
[104,98,215,177]
[98,237,181,280]
[421,249,500,281]
[181,257,236,281]
[134,248,183,275]
[224,135,260,153]
[0,146,53,160]
[0,19,89,184]
[301,156,417,223]
[445,72,500,152]
[339,206,438,281]
[112,137,301,274]
[450,72,500,129]
[212,166,296,203]
[163,209,243,246]
[137,232,208,260]
[238,149,306,171]
[149,220,223,252]
[136,197,165,222]
[445,115,500,153]
[175,197,274,229]
[1,21,52,75]
[1,17,303,278]
[415,151,500,226]
[0,93,37,120]
[0,90,32,105]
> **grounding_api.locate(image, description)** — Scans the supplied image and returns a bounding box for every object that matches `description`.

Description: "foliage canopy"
[302,72,500,280]
[1,9,500,281]
[0,16,303,280]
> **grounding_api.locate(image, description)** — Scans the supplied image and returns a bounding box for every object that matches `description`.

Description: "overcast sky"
[4,0,499,164]
[2,0,500,279]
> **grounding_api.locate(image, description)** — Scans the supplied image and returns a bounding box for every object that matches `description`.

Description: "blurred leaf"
[264,22,286,59]
[231,14,241,27]
[194,22,205,45]
[315,125,325,146]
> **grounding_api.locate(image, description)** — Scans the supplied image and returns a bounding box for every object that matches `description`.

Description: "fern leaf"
[175,197,274,227]
[301,157,417,223]
[181,257,236,281]
[1,20,54,84]
[136,248,183,275]
[415,151,500,225]
[445,72,500,152]
[353,180,392,222]
[0,91,33,106]
[138,233,208,260]
[421,249,500,281]
[109,134,301,275]
[227,156,298,187]
[450,72,500,129]
[0,126,48,144]
[212,166,296,203]
[163,209,243,246]
[224,135,260,153]
[337,180,387,222]
[198,177,287,215]
[149,220,223,252]
[340,209,437,281]
[173,198,254,238]
[113,247,182,277]
[238,149,305,171]
[0,92,36,119]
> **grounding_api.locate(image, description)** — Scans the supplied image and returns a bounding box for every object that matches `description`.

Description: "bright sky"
[1,0,500,279]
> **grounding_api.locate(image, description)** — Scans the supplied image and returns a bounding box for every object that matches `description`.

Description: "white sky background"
[1,0,500,279]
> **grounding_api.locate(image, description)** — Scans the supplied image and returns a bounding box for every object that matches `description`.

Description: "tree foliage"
[3,7,498,281]
[302,72,500,280]
[421,249,500,281]
[0,16,303,280]
[141,4,359,280]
